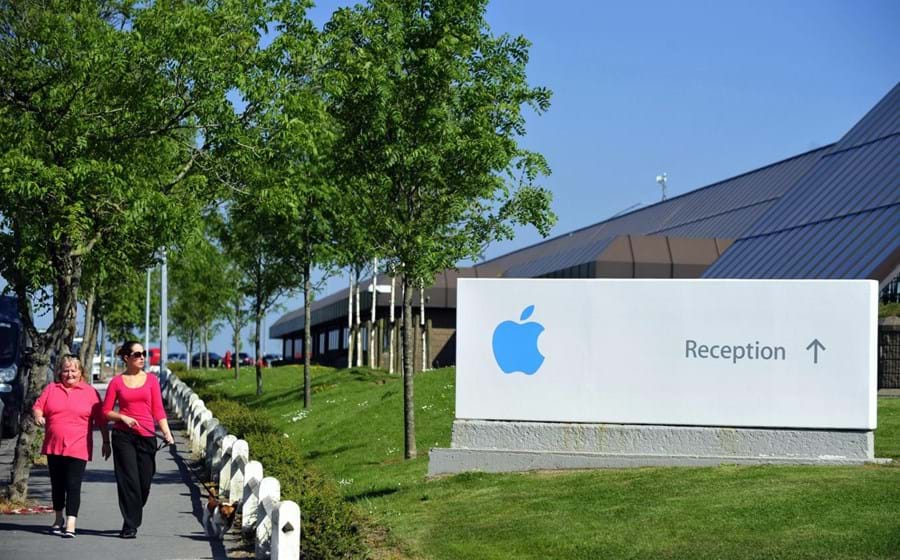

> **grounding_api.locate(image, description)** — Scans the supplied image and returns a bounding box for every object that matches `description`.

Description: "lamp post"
[144,269,151,352]
[159,249,168,378]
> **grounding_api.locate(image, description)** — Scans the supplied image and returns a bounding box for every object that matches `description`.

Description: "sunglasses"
[127,351,147,359]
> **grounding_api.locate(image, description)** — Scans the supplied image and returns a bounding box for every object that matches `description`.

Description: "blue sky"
[30,0,900,357]
[245,0,900,355]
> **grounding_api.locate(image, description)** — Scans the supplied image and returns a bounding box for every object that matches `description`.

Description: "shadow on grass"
[305,444,361,460]
[346,487,399,502]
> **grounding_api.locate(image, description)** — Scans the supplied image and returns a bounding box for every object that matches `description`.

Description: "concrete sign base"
[428,420,886,476]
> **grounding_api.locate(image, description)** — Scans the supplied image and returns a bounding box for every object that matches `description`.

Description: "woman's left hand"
[163,432,175,445]
[101,441,111,460]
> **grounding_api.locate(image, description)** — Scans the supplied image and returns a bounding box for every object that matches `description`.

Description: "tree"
[98,266,153,345]
[0,1,274,500]
[322,0,556,459]
[218,196,301,395]
[169,227,231,370]
[220,263,250,380]
[218,2,335,404]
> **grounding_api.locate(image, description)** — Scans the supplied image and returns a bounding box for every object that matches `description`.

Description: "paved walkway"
[0,383,242,560]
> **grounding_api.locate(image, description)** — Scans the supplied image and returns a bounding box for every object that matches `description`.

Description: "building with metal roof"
[270,83,899,371]
[704,83,899,282]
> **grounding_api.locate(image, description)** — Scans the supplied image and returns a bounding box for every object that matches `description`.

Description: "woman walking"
[32,355,110,538]
[103,341,174,539]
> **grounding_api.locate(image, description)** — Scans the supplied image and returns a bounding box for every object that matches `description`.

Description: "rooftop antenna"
[655,173,668,202]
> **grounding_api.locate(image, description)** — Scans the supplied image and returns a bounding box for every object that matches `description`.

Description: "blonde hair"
[57,354,84,382]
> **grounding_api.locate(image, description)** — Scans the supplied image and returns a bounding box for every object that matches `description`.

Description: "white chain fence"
[160,370,301,560]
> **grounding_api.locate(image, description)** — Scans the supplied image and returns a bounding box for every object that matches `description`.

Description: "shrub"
[244,432,367,559]
[295,469,367,560]
[198,403,367,559]
[205,399,277,439]
[168,361,187,374]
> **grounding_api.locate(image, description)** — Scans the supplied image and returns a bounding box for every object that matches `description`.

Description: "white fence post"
[188,399,205,438]
[217,434,237,488]
[167,379,181,408]
[158,367,170,394]
[241,461,263,535]
[192,409,212,455]
[159,373,300,559]
[174,384,185,415]
[182,389,195,418]
[255,477,280,560]
[206,424,228,479]
[271,501,301,560]
[199,417,219,462]
[229,439,249,504]
[186,392,198,419]
[177,385,192,417]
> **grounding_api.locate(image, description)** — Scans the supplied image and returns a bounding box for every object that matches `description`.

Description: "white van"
[72,337,102,382]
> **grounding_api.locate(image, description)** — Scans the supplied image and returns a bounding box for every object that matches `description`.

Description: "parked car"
[263,353,283,367]
[148,347,161,366]
[0,295,25,437]
[191,352,222,368]
[167,353,187,363]
[236,352,254,366]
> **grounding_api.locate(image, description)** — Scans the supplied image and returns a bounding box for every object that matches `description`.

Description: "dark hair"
[118,340,142,358]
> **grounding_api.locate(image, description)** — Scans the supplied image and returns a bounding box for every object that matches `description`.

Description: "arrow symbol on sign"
[806,339,826,364]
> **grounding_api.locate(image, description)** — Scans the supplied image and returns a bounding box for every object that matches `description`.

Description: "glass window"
[328,330,339,350]
[0,322,19,368]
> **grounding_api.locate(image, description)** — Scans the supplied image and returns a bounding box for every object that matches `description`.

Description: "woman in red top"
[33,355,110,538]
[102,341,174,539]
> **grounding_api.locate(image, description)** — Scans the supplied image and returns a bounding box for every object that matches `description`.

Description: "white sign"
[456,279,877,430]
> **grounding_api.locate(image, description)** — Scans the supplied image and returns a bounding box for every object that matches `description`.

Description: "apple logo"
[492,305,545,375]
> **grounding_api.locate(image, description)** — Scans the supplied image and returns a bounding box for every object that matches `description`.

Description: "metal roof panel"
[833,82,899,151]
[705,205,900,279]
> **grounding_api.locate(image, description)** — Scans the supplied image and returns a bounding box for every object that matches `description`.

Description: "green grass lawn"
[183,366,900,559]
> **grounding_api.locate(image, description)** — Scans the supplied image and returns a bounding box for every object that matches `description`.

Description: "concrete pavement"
[0,384,244,560]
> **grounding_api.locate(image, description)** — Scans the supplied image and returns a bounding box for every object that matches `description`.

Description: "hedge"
[201,399,368,559]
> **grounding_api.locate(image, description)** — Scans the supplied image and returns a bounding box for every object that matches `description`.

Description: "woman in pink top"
[102,341,174,539]
[33,354,110,538]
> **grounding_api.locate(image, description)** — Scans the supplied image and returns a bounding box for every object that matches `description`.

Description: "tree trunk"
[303,262,312,408]
[389,276,395,374]
[420,282,427,372]
[233,298,241,380]
[79,291,95,366]
[6,348,52,501]
[7,248,82,502]
[346,270,353,368]
[85,309,99,378]
[354,266,362,367]
[369,258,377,368]
[402,278,416,459]
[201,324,206,369]
[255,307,262,396]
[61,294,77,357]
[187,331,193,371]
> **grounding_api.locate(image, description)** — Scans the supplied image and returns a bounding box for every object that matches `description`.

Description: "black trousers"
[111,430,157,530]
[46,454,87,517]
